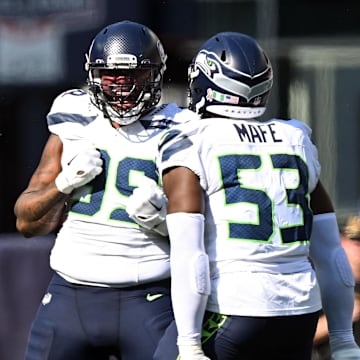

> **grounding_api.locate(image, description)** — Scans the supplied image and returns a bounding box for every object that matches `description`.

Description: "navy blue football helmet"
[188,32,273,119]
[85,21,167,125]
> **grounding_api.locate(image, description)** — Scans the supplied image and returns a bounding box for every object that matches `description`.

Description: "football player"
[14,20,197,360]
[154,32,360,359]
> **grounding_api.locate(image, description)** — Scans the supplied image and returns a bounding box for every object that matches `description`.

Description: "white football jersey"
[157,117,322,316]
[47,88,198,287]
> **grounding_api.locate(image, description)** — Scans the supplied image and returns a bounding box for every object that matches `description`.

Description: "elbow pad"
[310,213,354,288]
[309,212,355,341]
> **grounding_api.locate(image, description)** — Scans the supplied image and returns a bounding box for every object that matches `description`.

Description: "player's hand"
[55,146,103,194]
[332,347,360,360]
[178,345,211,360]
[126,176,168,236]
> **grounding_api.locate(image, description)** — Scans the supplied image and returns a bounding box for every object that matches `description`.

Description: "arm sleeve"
[309,212,359,353]
[166,212,210,346]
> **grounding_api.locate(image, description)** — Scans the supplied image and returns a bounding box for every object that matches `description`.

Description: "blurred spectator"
[312,215,360,359]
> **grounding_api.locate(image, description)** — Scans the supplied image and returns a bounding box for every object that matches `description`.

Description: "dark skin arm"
[14,134,69,237]
[310,180,334,215]
[162,166,205,215]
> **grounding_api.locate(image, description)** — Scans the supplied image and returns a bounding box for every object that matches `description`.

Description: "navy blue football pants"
[25,272,172,360]
[154,310,320,360]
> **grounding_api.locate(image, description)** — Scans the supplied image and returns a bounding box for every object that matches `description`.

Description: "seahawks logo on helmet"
[188,32,273,120]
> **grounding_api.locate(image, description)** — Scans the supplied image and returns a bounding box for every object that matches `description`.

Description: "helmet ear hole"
[221,50,226,62]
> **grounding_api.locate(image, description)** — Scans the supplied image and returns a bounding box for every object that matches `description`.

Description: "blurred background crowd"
[1,0,360,233]
[1,1,360,359]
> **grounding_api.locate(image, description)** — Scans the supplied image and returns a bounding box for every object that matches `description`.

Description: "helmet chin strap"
[104,103,143,126]
[101,87,149,126]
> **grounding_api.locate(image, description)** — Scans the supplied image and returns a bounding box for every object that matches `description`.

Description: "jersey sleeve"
[46,89,96,140]
[46,89,99,167]
[157,122,207,189]
[287,119,321,192]
[303,133,321,192]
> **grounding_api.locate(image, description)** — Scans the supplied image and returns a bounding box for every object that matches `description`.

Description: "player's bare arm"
[14,134,69,237]
[310,180,334,215]
[162,166,205,215]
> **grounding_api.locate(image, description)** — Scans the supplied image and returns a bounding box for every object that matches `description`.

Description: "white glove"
[332,348,360,360]
[55,147,103,194]
[126,176,168,236]
[178,345,210,360]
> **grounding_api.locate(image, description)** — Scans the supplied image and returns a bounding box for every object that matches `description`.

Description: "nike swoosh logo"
[149,200,162,211]
[146,293,164,302]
